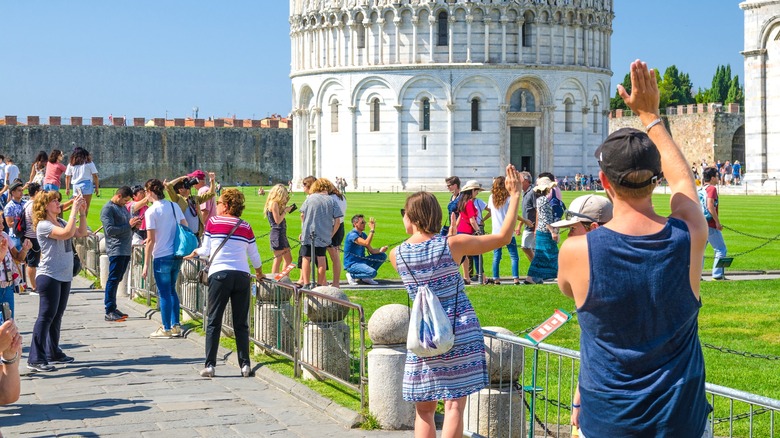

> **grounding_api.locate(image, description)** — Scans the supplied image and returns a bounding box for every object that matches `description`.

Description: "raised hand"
[504,164,522,195]
[369,217,376,230]
[617,59,660,122]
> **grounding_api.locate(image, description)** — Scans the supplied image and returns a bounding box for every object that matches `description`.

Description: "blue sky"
[1,1,744,120]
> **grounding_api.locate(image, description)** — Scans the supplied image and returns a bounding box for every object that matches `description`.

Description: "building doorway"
[732,125,745,164]
[510,127,535,176]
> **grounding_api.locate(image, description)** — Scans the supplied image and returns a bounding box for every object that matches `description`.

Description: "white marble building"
[742,0,780,183]
[290,0,613,190]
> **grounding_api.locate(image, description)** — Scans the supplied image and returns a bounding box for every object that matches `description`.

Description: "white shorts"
[521,229,536,249]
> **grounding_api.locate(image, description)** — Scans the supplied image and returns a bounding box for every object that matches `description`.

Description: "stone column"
[743,48,768,183]
[301,286,352,382]
[535,18,540,64]
[516,18,524,64]
[428,14,436,63]
[581,106,590,170]
[349,105,358,188]
[483,17,491,63]
[466,15,473,63]
[447,102,456,177]
[541,105,556,172]
[312,107,323,177]
[500,16,507,64]
[573,23,580,65]
[584,25,590,67]
[364,21,372,66]
[499,104,509,165]
[465,327,525,438]
[326,24,332,68]
[378,18,385,65]
[448,15,455,63]
[411,16,419,63]
[337,23,344,67]
[366,304,414,430]
[394,17,402,64]
[394,104,404,188]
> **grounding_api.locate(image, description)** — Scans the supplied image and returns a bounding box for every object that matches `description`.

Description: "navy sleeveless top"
[579,217,711,437]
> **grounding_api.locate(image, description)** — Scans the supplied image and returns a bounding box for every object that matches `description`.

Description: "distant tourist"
[525,176,558,284]
[43,149,66,192]
[65,147,99,215]
[263,184,293,275]
[3,158,19,188]
[28,151,48,186]
[702,167,728,280]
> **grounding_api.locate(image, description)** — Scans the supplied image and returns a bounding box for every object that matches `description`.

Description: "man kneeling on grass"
[343,215,387,286]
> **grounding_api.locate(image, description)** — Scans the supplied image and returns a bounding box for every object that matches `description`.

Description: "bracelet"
[369,230,375,234]
[1,351,18,365]
[645,118,663,132]
[571,403,581,409]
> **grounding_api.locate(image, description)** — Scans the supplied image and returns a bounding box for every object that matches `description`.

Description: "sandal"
[463,278,472,285]
[513,279,521,285]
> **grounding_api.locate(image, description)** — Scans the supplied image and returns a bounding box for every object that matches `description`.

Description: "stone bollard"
[301,286,351,381]
[118,262,130,296]
[465,326,525,438]
[366,304,414,430]
[254,276,295,356]
[99,255,110,289]
[96,232,106,255]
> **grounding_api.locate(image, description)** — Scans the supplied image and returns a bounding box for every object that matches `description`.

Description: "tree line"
[610,64,745,111]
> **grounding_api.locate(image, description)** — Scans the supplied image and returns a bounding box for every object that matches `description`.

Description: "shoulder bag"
[198,219,243,285]
[171,202,198,257]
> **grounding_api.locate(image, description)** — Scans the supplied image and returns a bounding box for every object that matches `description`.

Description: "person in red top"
[702,167,728,280]
[454,181,482,284]
[43,149,66,192]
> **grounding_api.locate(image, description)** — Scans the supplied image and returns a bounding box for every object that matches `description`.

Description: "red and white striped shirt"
[195,215,262,276]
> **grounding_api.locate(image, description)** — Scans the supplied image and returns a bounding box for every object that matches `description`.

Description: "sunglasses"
[400,208,405,217]
[564,210,597,223]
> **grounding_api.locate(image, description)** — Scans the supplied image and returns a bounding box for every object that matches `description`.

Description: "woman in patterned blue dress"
[390,164,523,438]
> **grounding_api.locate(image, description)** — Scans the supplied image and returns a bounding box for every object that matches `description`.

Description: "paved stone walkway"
[2,277,412,437]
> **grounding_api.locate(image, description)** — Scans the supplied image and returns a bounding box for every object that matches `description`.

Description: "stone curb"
[121,293,363,429]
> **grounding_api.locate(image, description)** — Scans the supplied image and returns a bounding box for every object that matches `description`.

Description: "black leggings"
[204,270,251,368]
[28,275,71,364]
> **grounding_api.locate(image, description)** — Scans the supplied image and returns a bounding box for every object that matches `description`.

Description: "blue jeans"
[0,285,14,320]
[345,252,387,279]
[43,184,60,192]
[706,227,728,279]
[104,255,130,314]
[153,255,182,330]
[493,237,520,279]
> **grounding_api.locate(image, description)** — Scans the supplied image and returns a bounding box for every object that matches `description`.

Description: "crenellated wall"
[0,126,293,187]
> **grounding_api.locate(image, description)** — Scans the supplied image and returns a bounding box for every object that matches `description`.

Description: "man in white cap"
[550,195,612,237]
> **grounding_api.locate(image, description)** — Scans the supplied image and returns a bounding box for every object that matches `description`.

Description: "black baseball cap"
[594,128,662,189]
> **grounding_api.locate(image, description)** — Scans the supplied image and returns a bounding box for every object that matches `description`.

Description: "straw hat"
[532,176,556,193]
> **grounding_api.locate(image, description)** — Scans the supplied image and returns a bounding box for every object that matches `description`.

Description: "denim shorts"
[73,179,94,195]
[43,183,60,192]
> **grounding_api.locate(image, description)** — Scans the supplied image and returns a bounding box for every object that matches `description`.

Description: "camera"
[182,178,200,190]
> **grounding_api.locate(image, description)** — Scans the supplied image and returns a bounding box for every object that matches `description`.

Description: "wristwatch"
[1,351,18,364]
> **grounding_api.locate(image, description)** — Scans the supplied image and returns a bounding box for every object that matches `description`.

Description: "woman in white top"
[142,179,187,339]
[64,147,99,216]
[28,151,48,185]
[186,188,263,378]
[486,176,530,285]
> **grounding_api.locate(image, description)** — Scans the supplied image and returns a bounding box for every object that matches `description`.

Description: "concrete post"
[465,327,525,438]
[301,286,351,381]
[254,277,295,356]
[99,255,110,289]
[366,304,414,430]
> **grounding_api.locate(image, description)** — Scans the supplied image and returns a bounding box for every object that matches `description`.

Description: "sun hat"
[532,176,556,193]
[460,180,483,192]
[550,195,613,228]
[594,127,662,188]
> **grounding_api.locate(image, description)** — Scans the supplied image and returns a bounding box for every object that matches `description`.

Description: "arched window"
[564,98,574,132]
[437,11,448,46]
[370,98,380,131]
[330,100,339,132]
[522,22,532,47]
[356,13,366,49]
[592,99,599,133]
[471,98,480,131]
[420,98,430,131]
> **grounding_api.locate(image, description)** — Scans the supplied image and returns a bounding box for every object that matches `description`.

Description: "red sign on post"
[525,309,572,345]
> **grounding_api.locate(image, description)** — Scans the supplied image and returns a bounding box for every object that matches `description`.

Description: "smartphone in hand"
[289,204,297,213]
[1,302,10,322]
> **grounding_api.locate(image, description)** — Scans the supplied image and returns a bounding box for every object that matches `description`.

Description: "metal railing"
[468,330,780,438]
[73,233,101,277]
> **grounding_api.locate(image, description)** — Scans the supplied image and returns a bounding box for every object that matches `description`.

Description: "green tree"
[710,65,732,104]
[726,75,745,106]
[658,65,695,109]
[694,87,710,104]
[610,73,631,111]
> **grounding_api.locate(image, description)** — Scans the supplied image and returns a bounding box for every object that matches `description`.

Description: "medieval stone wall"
[0,126,292,187]
[608,112,744,166]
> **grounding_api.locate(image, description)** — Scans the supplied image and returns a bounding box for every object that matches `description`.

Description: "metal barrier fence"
[471,330,780,438]
[127,245,368,409]
[73,233,101,277]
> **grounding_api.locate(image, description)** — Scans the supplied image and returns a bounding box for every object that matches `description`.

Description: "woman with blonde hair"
[487,176,530,285]
[27,191,88,372]
[323,178,346,287]
[263,184,294,274]
[391,164,522,438]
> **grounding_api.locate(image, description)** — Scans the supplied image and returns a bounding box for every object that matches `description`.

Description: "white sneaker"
[346,272,358,286]
[170,325,183,338]
[150,326,172,339]
[241,364,251,377]
[200,365,215,378]
[361,278,378,285]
